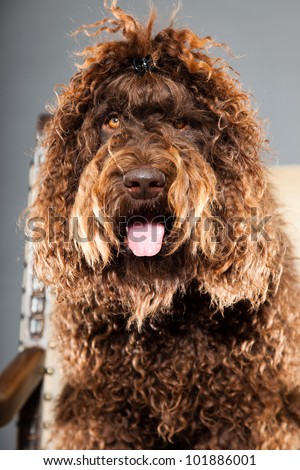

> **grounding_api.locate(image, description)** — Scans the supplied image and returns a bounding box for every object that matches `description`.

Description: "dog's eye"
[105,115,120,130]
[173,119,187,130]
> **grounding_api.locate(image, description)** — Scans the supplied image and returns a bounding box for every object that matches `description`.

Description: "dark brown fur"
[27,1,300,449]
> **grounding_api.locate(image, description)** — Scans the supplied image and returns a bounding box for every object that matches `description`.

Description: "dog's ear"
[194,173,287,310]
[25,150,80,295]
[25,104,100,297]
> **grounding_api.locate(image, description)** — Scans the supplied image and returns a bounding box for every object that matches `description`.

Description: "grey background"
[0,0,299,449]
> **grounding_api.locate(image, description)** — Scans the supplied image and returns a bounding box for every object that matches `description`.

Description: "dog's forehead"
[98,72,195,116]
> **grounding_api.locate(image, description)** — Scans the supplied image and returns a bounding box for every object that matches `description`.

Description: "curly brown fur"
[27,1,300,449]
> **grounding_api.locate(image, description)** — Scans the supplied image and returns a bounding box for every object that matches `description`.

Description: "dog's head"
[27,1,284,325]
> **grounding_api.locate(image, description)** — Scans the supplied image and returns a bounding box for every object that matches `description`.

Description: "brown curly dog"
[27,1,300,449]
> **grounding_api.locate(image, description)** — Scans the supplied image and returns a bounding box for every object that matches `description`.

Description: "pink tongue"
[127,222,165,257]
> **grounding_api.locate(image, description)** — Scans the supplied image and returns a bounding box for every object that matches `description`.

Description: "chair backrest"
[268,166,300,275]
[19,114,60,449]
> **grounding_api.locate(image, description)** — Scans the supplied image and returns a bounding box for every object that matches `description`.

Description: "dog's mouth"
[120,211,174,257]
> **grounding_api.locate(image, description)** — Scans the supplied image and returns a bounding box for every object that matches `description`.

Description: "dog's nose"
[123,168,165,199]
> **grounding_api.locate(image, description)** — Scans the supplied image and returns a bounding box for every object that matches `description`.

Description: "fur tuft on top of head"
[72,0,223,77]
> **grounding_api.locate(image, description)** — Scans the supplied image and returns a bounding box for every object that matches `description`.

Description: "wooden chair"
[0,116,299,448]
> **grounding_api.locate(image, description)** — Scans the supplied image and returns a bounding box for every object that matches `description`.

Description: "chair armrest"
[0,347,45,427]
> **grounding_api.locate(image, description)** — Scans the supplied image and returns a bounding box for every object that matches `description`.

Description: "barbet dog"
[28,1,300,449]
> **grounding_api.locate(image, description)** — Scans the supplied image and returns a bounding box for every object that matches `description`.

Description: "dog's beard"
[102,244,197,330]
[74,206,206,329]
